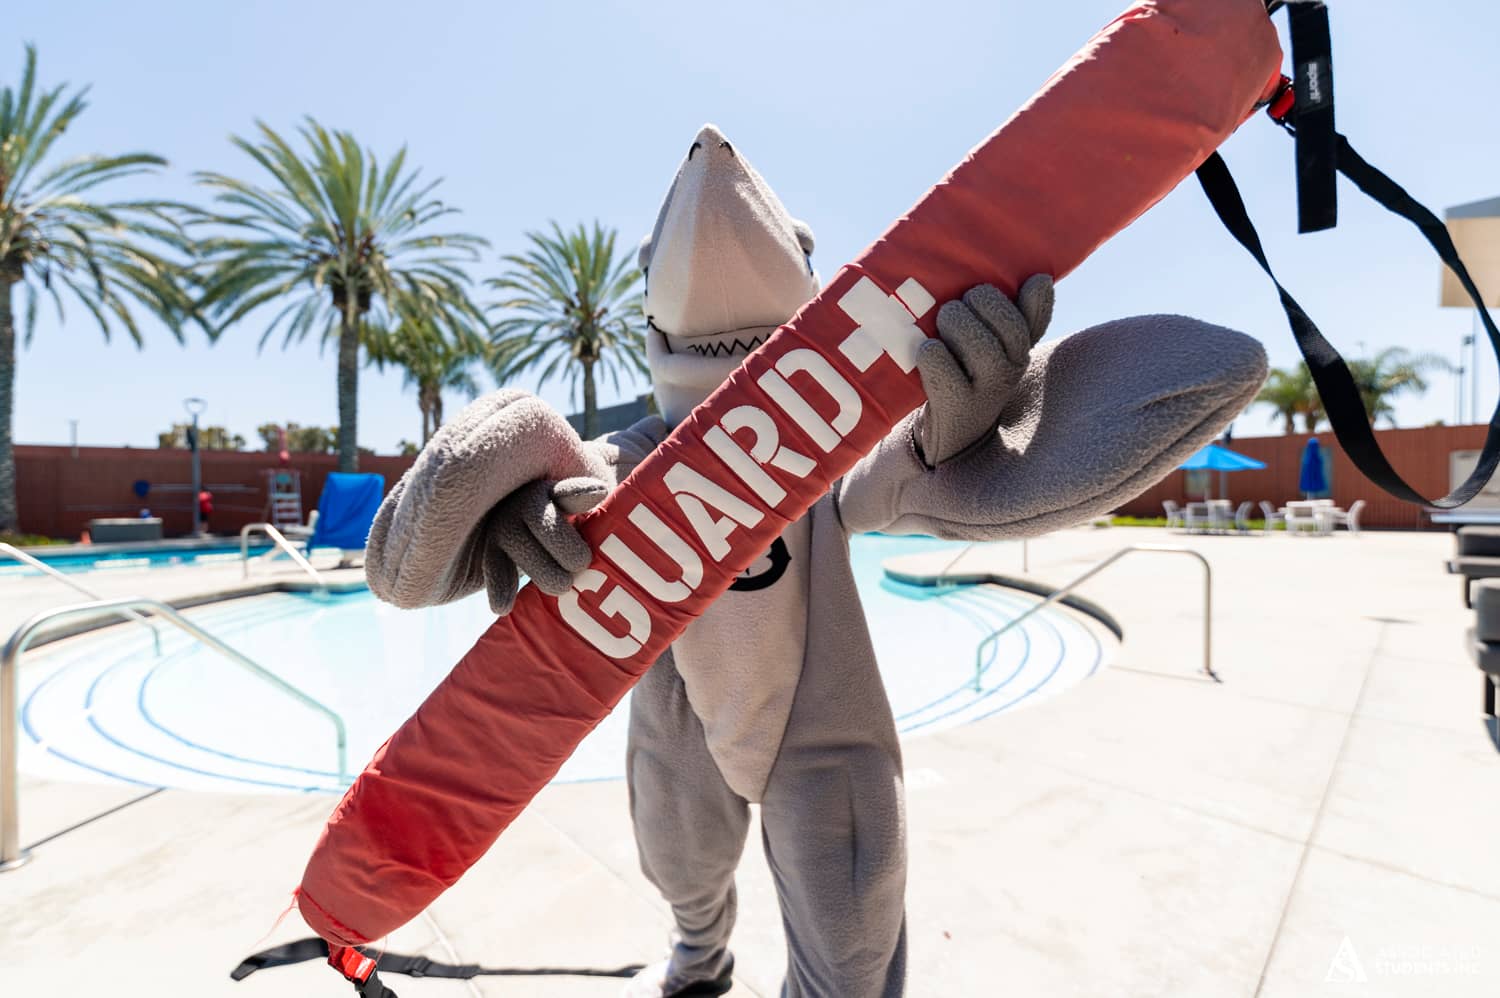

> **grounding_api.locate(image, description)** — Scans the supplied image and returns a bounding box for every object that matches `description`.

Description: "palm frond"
[0,44,199,347]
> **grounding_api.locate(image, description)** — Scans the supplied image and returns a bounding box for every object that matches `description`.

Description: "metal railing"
[971,544,1213,691]
[240,523,326,591]
[2,597,348,871]
[0,543,163,656]
[933,538,1030,584]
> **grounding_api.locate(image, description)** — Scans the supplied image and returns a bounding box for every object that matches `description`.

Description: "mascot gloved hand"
[364,123,1265,998]
[914,275,1053,467]
[483,476,609,612]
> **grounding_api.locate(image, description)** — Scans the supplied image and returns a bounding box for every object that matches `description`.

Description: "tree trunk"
[1283,413,1295,435]
[418,384,435,445]
[582,360,598,439]
[0,279,16,533]
[337,304,360,472]
[432,389,444,435]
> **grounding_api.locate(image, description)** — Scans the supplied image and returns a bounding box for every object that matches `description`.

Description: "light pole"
[184,397,206,537]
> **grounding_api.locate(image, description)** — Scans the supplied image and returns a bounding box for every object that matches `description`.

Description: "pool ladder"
[239,523,328,592]
[1,597,349,872]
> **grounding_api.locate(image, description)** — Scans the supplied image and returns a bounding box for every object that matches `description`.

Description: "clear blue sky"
[8,0,1498,451]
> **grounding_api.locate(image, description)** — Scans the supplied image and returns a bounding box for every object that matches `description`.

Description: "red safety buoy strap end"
[1264,73,1295,123]
[328,945,398,997]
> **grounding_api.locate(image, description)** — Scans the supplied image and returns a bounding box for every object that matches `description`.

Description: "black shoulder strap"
[230,936,644,984]
[1196,147,1500,508]
[1197,1,1499,509]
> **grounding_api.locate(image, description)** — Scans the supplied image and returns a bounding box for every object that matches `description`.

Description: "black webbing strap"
[1288,3,1337,232]
[231,937,645,988]
[1196,144,1500,508]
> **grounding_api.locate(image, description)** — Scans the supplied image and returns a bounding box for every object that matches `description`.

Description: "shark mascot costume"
[364,124,1267,997]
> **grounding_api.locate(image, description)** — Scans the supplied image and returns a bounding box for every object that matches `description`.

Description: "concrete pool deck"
[2,526,1496,996]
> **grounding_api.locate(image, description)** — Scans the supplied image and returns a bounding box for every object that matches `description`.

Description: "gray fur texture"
[915,276,1054,466]
[363,389,609,611]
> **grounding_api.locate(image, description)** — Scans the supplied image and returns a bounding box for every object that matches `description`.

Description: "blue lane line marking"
[22,595,338,790]
[137,656,340,779]
[83,710,327,793]
[20,646,163,788]
[80,638,328,792]
[968,606,1105,725]
[893,587,1034,725]
[902,590,1069,732]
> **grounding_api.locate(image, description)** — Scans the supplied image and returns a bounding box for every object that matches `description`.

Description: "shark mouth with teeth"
[681,334,767,358]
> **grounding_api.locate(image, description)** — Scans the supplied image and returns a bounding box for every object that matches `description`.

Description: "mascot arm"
[835,316,1268,540]
[364,389,617,613]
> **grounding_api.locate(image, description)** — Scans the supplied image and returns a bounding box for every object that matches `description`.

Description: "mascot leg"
[627,652,749,986]
[759,705,908,997]
[757,527,908,997]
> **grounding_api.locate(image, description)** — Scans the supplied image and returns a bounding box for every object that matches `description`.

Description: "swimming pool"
[1,542,276,577]
[16,534,1113,793]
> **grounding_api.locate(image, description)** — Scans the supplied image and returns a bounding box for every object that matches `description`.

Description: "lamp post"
[184,397,206,537]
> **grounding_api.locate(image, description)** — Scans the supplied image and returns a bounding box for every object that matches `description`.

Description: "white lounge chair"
[1163,500,1185,530]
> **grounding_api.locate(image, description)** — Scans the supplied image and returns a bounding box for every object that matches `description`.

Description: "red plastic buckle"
[328,945,377,984]
[1266,73,1296,122]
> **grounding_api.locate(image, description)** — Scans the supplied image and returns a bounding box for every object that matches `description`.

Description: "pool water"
[1,543,276,577]
[17,534,1111,793]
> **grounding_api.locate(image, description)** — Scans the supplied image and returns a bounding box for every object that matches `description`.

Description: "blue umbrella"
[1179,443,1267,501]
[1299,437,1329,497]
[1178,443,1267,472]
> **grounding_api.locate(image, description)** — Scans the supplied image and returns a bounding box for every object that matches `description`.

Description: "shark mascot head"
[639,124,821,428]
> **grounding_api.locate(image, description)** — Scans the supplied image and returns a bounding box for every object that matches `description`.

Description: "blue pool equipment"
[307,473,384,553]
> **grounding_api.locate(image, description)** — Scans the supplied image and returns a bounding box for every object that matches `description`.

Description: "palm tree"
[366,298,485,445]
[1346,347,1450,427]
[0,46,196,532]
[487,221,646,438]
[194,119,487,472]
[1255,362,1324,434]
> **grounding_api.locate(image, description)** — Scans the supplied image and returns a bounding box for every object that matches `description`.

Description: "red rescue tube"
[300,0,1282,947]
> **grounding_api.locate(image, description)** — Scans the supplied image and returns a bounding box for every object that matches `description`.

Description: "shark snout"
[688,123,735,161]
[642,123,820,340]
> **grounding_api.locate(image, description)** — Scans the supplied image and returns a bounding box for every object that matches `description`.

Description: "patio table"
[1282,500,1343,535]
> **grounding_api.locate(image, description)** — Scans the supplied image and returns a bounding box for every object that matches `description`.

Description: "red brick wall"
[1114,425,1491,530]
[14,424,1490,538]
[14,445,415,540]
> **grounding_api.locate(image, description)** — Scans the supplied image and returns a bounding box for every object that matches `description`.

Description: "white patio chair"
[1329,499,1366,536]
[1259,501,1284,534]
[1234,501,1255,534]
[1184,503,1209,532]
[1163,500,1185,530]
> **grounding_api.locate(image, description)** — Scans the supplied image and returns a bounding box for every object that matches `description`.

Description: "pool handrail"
[239,522,327,592]
[970,544,1213,691]
[932,538,1030,585]
[2,596,349,872]
[0,543,162,656]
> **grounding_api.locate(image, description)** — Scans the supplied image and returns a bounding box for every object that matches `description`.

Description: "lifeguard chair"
[262,468,305,532]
